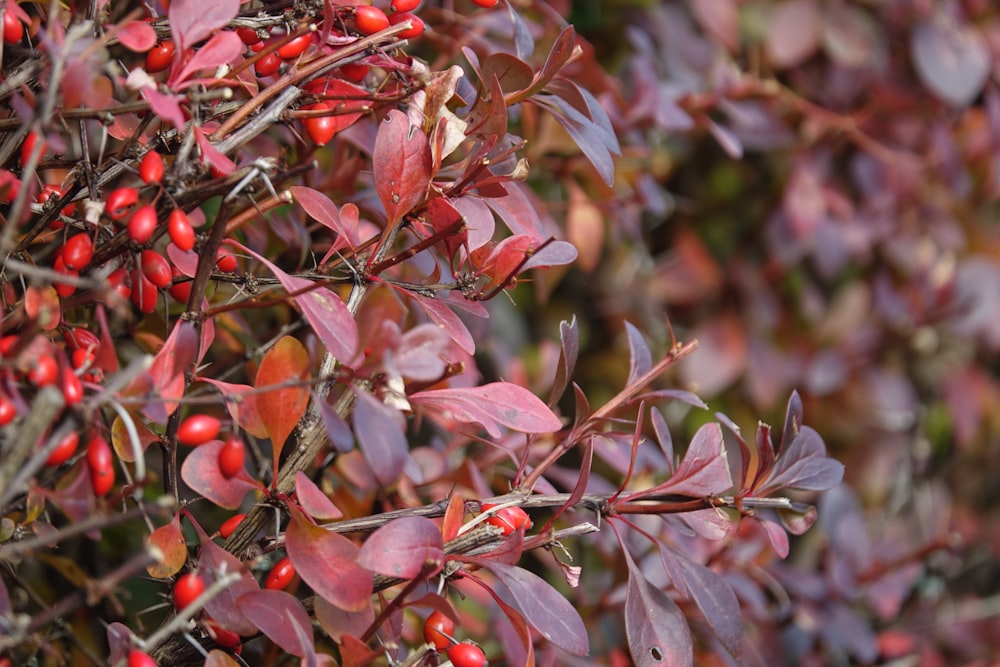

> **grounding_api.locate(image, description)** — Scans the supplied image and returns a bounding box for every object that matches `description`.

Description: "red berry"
[46,431,79,466]
[107,267,133,302]
[447,642,486,667]
[140,151,165,185]
[219,513,246,539]
[28,354,59,387]
[203,618,242,648]
[168,266,193,303]
[389,12,425,39]
[423,610,455,651]
[38,184,76,217]
[391,0,420,12]
[177,414,221,446]
[470,0,497,6]
[481,503,531,536]
[340,62,369,81]
[128,649,157,667]
[61,365,84,405]
[255,52,281,77]
[72,346,96,371]
[128,204,159,244]
[236,27,261,45]
[52,255,78,297]
[20,131,47,168]
[167,209,195,251]
[61,233,94,270]
[0,395,17,426]
[3,9,24,44]
[355,6,389,35]
[140,249,173,288]
[216,247,238,273]
[87,436,115,497]
[301,103,337,146]
[146,41,175,73]
[173,572,206,611]
[64,327,100,352]
[277,33,311,60]
[106,187,139,221]
[263,556,295,590]
[218,437,245,478]
[130,269,159,313]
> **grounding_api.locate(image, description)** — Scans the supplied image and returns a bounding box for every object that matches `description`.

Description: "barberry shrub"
[0,1,870,666]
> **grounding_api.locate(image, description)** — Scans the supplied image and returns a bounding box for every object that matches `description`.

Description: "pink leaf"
[291,186,361,249]
[141,88,186,129]
[452,195,494,250]
[314,596,374,642]
[198,378,268,439]
[238,590,314,658]
[117,21,158,52]
[624,549,692,667]
[765,0,821,68]
[286,508,373,611]
[197,536,260,636]
[352,390,409,486]
[169,0,240,53]
[196,128,236,176]
[757,426,844,494]
[392,323,450,382]
[229,240,358,361]
[149,321,198,418]
[373,109,432,226]
[295,471,343,521]
[172,30,243,86]
[357,516,443,579]
[519,239,577,271]
[402,289,477,354]
[181,440,264,509]
[409,382,562,438]
[472,559,588,656]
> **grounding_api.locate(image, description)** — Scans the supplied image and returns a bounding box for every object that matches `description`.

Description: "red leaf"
[295,471,343,521]
[117,20,158,52]
[357,516,443,579]
[169,0,240,53]
[149,321,198,418]
[197,535,260,636]
[255,336,310,473]
[180,439,264,509]
[198,378,268,439]
[401,289,477,355]
[409,382,561,438]
[624,548,693,667]
[238,589,314,658]
[285,508,372,611]
[352,390,409,486]
[229,240,358,362]
[196,128,236,176]
[472,560,588,656]
[441,493,465,542]
[142,88,186,129]
[172,30,243,86]
[373,109,432,226]
[424,196,468,265]
[315,597,374,643]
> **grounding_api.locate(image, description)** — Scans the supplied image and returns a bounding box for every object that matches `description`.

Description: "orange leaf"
[146,513,188,579]
[255,336,310,476]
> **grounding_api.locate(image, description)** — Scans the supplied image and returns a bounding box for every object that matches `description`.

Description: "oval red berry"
[177,414,221,446]
[173,572,206,611]
[264,556,295,590]
[218,437,245,479]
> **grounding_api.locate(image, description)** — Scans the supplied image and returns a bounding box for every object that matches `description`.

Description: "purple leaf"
[534,93,616,186]
[650,407,674,475]
[373,109,432,226]
[228,240,357,362]
[403,289,476,355]
[758,426,844,494]
[765,0,821,68]
[357,516,444,579]
[644,423,732,497]
[352,390,409,486]
[197,536,261,636]
[666,551,742,658]
[548,315,579,406]
[624,550,692,667]
[473,560,589,656]
[519,240,578,271]
[292,186,361,249]
[409,382,562,438]
[315,394,354,453]
[238,590,314,658]
[169,0,239,53]
[625,321,652,388]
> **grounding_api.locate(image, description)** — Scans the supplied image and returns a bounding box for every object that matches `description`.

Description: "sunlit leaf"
[352,389,409,486]
[180,440,264,509]
[373,109,432,226]
[146,513,188,579]
[410,382,562,438]
[255,336,310,471]
[285,508,372,611]
[295,471,343,521]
